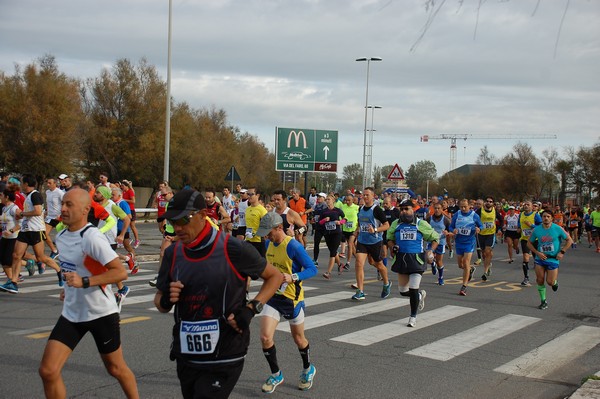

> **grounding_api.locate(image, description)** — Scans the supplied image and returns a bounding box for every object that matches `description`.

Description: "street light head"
[370,57,383,61]
[356,57,368,62]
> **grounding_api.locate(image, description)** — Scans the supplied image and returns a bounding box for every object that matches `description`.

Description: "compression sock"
[298,343,311,369]
[409,288,420,317]
[437,266,444,279]
[383,257,388,267]
[263,345,280,374]
[522,262,529,279]
[537,284,546,302]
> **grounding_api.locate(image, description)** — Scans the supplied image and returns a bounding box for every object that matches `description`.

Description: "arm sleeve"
[373,206,387,224]
[99,215,116,234]
[386,220,399,242]
[287,240,318,280]
[111,204,127,220]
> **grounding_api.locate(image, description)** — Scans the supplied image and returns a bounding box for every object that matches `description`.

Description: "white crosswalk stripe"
[406,314,541,361]
[277,297,409,332]
[494,325,600,378]
[331,305,477,346]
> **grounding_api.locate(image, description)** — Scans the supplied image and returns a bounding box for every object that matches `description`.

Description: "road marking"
[494,325,600,378]
[20,271,154,294]
[9,325,58,336]
[120,316,151,324]
[406,314,540,361]
[277,298,409,332]
[331,305,477,346]
[27,332,51,339]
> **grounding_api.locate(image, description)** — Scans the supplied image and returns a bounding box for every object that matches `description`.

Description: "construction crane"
[420,133,558,171]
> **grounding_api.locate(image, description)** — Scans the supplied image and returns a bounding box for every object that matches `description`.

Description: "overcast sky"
[2,0,599,178]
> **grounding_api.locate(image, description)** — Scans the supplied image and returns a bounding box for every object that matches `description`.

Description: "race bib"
[60,261,77,274]
[359,223,371,233]
[523,229,533,237]
[346,221,353,229]
[458,227,471,235]
[507,221,518,230]
[569,220,578,227]
[540,242,555,253]
[400,231,417,240]
[179,320,220,355]
[325,221,337,231]
[239,213,246,223]
[245,228,254,239]
[483,221,495,230]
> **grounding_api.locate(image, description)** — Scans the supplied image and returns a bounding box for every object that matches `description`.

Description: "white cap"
[58,174,68,180]
[318,192,326,198]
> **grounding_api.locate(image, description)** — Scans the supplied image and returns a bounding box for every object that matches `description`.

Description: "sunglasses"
[247,192,256,196]
[168,212,198,226]
[400,207,412,211]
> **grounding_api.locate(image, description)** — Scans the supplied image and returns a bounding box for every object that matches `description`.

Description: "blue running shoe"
[25,259,36,276]
[37,262,45,275]
[351,290,366,301]
[298,364,316,391]
[431,260,437,275]
[50,251,59,260]
[438,277,445,286]
[381,281,392,299]
[0,280,18,294]
[118,286,130,297]
[262,371,284,393]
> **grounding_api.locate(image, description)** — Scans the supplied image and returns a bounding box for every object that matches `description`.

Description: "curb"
[569,372,600,399]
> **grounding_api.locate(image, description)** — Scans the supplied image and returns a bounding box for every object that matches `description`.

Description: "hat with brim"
[318,192,326,198]
[157,189,206,222]
[256,212,283,237]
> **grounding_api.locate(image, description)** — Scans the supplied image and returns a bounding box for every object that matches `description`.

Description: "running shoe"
[25,259,36,276]
[322,272,331,280]
[459,286,467,296]
[407,316,416,327]
[50,251,59,260]
[418,289,426,311]
[468,266,476,282]
[474,258,482,265]
[298,364,316,391]
[350,283,359,289]
[262,371,284,393]
[508,259,514,264]
[343,263,350,271]
[515,247,520,254]
[381,281,392,299]
[337,264,343,275]
[132,239,141,249]
[313,260,318,267]
[449,250,454,258]
[125,253,135,271]
[149,276,158,287]
[552,281,559,292]
[131,262,139,275]
[119,286,130,297]
[431,260,437,275]
[486,266,492,276]
[538,301,548,310]
[17,274,24,283]
[37,262,45,275]
[351,290,366,301]
[438,277,445,286]
[0,280,18,294]
[339,253,346,258]
[481,273,487,282]
[521,278,531,287]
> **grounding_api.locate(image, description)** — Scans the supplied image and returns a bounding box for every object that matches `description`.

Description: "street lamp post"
[366,105,382,187]
[356,57,382,190]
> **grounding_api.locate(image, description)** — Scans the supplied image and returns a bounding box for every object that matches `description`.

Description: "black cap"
[399,198,413,207]
[157,189,206,222]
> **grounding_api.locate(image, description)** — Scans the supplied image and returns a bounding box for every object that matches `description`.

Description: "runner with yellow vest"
[518,200,542,286]
[475,196,503,281]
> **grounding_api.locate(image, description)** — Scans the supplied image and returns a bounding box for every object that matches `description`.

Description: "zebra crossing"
[13,267,600,382]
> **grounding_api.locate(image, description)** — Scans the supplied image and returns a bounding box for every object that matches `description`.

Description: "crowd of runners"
[1,173,599,398]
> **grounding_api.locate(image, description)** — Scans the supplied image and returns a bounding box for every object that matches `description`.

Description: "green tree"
[499,143,541,200]
[405,160,437,194]
[342,163,362,191]
[0,55,82,180]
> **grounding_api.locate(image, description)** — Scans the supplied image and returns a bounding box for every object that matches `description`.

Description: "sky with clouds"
[2,0,599,178]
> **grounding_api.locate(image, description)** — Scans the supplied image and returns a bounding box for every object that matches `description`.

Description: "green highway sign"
[275,127,338,173]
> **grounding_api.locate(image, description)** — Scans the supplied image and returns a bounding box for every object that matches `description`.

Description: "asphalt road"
[1,222,599,398]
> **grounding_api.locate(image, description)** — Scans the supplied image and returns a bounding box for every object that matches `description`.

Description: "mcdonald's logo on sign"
[276,127,338,173]
[287,130,308,149]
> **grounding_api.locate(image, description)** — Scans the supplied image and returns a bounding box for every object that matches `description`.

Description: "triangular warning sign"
[387,164,405,180]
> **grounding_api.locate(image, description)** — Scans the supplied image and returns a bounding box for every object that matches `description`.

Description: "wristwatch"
[291,273,299,283]
[248,299,263,314]
[82,276,90,289]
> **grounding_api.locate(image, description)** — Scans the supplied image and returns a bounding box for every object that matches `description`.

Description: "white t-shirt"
[56,224,119,322]
[0,204,20,239]
[238,200,249,227]
[45,188,65,220]
[22,190,45,232]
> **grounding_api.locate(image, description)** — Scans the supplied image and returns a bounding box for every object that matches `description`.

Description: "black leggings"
[313,230,324,260]
[324,232,342,258]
